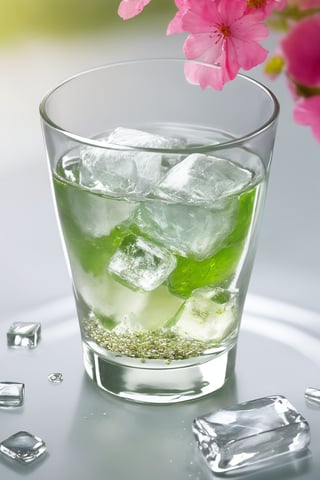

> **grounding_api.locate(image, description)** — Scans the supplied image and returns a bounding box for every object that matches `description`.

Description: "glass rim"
[39,58,280,153]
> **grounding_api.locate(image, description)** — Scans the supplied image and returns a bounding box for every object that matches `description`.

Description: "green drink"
[40,60,278,402]
[53,126,265,365]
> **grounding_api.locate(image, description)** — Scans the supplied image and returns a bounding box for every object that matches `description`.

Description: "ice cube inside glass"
[193,395,311,474]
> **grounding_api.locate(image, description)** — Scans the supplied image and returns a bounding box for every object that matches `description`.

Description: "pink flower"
[167,0,189,35]
[281,14,320,87]
[294,95,320,141]
[246,0,287,19]
[180,0,269,89]
[118,0,152,20]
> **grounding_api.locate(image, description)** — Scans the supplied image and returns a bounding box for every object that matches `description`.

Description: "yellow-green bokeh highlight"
[0,0,175,44]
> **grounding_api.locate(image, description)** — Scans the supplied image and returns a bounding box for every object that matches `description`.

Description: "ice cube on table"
[79,127,185,197]
[154,153,252,206]
[305,386,320,404]
[193,395,311,474]
[7,322,41,348]
[0,431,47,464]
[107,234,177,292]
[168,287,237,342]
[48,372,64,384]
[134,199,238,261]
[0,382,24,407]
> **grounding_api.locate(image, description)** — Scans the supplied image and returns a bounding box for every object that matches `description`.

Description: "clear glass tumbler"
[40,59,279,404]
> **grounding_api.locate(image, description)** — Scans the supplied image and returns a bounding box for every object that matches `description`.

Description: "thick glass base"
[82,341,237,404]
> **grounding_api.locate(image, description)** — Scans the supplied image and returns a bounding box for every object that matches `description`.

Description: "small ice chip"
[107,234,177,292]
[0,382,24,407]
[48,373,63,384]
[154,153,252,207]
[7,322,41,348]
[0,431,47,464]
[193,395,311,474]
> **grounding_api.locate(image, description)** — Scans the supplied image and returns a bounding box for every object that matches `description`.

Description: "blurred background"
[0,0,319,318]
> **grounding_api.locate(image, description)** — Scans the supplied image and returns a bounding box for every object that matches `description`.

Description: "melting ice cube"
[134,199,238,261]
[107,234,177,292]
[0,382,24,407]
[7,322,41,348]
[154,153,252,207]
[0,431,47,464]
[193,395,311,474]
[79,127,185,197]
[168,287,237,342]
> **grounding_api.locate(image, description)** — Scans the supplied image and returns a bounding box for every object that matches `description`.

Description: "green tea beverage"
[53,126,265,366]
[41,60,279,403]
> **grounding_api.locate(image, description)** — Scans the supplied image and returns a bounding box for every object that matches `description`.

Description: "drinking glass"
[40,59,279,404]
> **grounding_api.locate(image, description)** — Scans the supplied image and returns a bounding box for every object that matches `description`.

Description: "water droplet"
[48,372,63,383]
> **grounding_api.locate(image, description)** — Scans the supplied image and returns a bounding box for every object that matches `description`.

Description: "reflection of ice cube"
[169,287,237,342]
[134,199,238,260]
[154,153,252,206]
[193,396,311,474]
[79,127,185,197]
[107,234,177,292]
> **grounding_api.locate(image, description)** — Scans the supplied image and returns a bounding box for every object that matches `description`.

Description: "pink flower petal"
[182,8,219,33]
[281,14,320,87]
[184,33,222,61]
[294,96,320,142]
[184,62,227,90]
[118,0,151,20]
[167,0,189,35]
[232,14,269,42]
[230,37,269,71]
[218,0,246,24]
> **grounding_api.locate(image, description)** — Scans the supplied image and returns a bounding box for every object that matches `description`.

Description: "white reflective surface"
[0,295,320,479]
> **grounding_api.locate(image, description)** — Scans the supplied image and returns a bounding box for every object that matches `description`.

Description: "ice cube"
[107,127,184,149]
[305,387,320,405]
[193,395,311,474]
[107,234,176,292]
[0,431,47,464]
[168,287,237,342]
[63,190,135,237]
[79,127,184,197]
[7,322,41,348]
[154,153,252,206]
[48,373,63,384]
[0,382,24,407]
[79,146,140,195]
[134,199,238,261]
